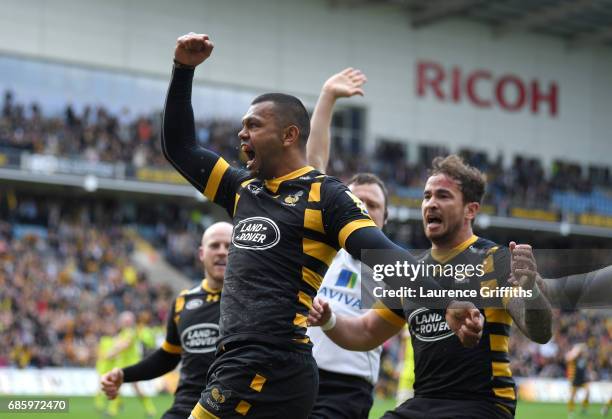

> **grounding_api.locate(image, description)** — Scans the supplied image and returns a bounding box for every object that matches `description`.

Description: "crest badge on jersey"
[346,191,369,216]
[282,190,304,206]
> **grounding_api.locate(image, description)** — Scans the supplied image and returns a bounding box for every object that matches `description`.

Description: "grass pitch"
[2,395,605,418]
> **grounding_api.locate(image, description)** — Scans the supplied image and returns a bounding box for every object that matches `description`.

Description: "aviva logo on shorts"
[335,269,358,288]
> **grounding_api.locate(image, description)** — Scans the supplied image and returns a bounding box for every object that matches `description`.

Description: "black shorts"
[191,342,318,419]
[309,368,374,419]
[163,395,199,419]
[163,410,191,419]
[381,397,514,419]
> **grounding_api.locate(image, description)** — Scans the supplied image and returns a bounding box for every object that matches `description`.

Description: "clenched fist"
[307,297,332,327]
[445,300,483,348]
[100,367,124,400]
[174,32,214,67]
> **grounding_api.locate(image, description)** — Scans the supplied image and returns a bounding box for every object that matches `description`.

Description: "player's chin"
[424,228,443,241]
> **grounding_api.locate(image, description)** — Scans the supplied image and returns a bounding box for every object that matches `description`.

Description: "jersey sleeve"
[203,157,251,216]
[319,176,377,249]
[373,301,407,328]
[161,296,183,355]
[161,66,250,216]
[483,245,513,308]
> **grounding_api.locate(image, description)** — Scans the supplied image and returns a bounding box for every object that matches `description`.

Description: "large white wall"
[1,0,611,166]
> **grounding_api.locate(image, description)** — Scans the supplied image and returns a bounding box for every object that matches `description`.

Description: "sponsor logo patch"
[185,298,203,310]
[408,308,454,342]
[335,269,358,289]
[180,323,219,353]
[232,217,280,250]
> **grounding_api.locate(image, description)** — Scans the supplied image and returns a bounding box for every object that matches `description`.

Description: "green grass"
[369,399,606,419]
[1,396,605,418]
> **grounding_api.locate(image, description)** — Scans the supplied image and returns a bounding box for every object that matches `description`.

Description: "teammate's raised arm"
[162,33,248,215]
[307,68,367,172]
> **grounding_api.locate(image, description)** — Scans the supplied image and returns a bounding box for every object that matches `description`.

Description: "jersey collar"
[201,278,221,294]
[430,234,478,264]
[264,166,315,193]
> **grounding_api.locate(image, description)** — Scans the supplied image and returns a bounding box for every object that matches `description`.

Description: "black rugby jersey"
[161,67,447,354]
[376,236,517,416]
[201,160,375,351]
[162,279,221,415]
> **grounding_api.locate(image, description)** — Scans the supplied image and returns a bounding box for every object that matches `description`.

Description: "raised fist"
[174,32,214,67]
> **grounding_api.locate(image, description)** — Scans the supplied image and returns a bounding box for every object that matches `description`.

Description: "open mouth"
[241,144,256,170]
[426,214,443,228]
[214,260,227,268]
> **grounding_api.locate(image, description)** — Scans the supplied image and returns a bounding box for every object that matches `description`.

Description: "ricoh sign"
[416,61,559,117]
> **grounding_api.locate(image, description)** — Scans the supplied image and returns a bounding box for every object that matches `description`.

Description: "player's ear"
[198,245,205,262]
[281,125,300,147]
[465,202,479,221]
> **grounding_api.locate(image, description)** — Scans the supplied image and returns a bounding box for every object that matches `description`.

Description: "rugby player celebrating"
[163,33,480,418]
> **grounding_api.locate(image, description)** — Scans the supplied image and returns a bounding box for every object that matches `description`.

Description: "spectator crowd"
[0,90,609,386]
[2,90,611,216]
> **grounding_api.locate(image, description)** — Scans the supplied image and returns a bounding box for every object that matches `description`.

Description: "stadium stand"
[0,199,174,368]
[0,89,609,414]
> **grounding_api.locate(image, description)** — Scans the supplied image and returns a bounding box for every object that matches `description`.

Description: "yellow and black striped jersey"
[376,236,517,416]
[201,159,375,352]
[162,279,221,411]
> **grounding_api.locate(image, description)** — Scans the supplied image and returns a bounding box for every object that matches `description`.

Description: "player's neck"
[431,227,475,251]
[266,151,308,179]
[203,277,222,292]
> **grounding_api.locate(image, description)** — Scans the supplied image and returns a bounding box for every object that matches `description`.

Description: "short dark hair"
[347,172,389,221]
[429,155,486,204]
[251,93,310,146]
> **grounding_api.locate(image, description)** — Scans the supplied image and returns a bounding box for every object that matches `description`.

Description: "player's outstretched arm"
[162,33,217,192]
[100,348,181,400]
[535,265,612,310]
[506,242,552,344]
[308,297,401,351]
[344,228,484,347]
[162,33,247,213]
[105,335,132,360]
[307,68,367,172]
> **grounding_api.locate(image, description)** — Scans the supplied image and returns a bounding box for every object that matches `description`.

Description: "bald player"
[101,222,232,419]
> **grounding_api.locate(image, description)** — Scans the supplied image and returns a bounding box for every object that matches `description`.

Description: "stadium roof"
[333,0,612,48]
